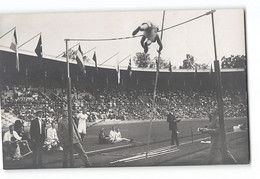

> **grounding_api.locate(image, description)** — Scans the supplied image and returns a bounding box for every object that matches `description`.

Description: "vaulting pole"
[65,39,74,167]
[146,10,165,158]
[210,11,229,163]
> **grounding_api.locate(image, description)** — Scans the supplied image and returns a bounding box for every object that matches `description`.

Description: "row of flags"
[5,28,213,85]
[9,29,42,72]
[76,44,98,76]
[7,28,128,84]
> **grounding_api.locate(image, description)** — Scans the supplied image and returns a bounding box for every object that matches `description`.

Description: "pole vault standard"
[65,39,74,167]
[62,9,217,161]
[210,11,231,163]
[146,10,166,158]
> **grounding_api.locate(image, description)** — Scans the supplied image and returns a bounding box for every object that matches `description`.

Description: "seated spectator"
[98,128,110,144]
[14,117,24,137]
[109,126,116,143]
[44,121,62,151]
[114,128,132,143]
[3,125,23,160]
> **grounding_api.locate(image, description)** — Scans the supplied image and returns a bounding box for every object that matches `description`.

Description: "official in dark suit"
[167,112,180,146]
[30,109,46,168]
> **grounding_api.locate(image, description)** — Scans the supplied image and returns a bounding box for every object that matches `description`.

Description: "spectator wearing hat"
[30,109,46,168]
[98,128,110,144]
[167,111,181,146]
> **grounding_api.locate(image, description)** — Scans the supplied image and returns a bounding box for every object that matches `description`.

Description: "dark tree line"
[221,55,246,69]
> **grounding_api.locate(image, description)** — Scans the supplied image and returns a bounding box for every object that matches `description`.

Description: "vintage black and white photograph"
[0,8,249,169]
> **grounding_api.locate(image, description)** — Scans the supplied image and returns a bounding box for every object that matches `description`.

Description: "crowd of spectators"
[1,85,248,125]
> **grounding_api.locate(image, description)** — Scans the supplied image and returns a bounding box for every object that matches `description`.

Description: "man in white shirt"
[3,125,23,160]
[44,121,62,151]
[77,110,87,141]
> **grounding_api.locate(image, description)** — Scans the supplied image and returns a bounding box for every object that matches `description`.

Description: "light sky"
[0,9,245,68]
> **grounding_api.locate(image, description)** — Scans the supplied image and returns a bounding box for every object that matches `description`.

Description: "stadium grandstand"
[0,47,248,128]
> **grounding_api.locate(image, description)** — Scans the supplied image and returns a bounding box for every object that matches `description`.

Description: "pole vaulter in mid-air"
[132,21,163,54]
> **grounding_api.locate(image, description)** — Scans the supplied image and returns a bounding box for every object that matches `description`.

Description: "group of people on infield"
[98,126,132,144]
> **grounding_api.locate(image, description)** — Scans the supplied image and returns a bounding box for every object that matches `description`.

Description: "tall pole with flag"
[93,51,98,72]
[92,51,98,85]
[76,44,86,77]
[169,61,172,86]
[116,54,120,84]
[126,58,132,91]
[10,29,19,72]
[35,35,43,59]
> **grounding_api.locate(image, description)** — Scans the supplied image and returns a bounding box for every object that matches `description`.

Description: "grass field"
[3,117,249,169]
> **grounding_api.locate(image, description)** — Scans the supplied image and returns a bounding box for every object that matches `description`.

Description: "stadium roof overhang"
[0,47,245,73]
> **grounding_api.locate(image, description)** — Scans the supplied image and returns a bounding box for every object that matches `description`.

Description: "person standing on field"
[167,111,180,146]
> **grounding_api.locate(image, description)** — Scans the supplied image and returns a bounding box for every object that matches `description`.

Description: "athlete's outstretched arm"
[132,26,141,36]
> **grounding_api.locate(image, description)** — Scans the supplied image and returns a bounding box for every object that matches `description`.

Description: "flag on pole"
[10,29,19,72]
[127,58,132,78]
[35,35,42,58]
[115,55,120,84]
[76,45,86,76]
[92,51,98,70]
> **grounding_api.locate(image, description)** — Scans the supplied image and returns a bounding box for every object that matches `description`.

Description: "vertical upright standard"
[210,11,229,163]
[65,39,74,167]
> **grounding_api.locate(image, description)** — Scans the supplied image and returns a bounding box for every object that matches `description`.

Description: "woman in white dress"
[114,128,131,143]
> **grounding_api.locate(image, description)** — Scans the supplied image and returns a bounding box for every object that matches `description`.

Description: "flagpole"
[99,52,119,66]
[146,10,165,158]
[65,39,74,167]
[0,27,16,40]
[18,32,41,48]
